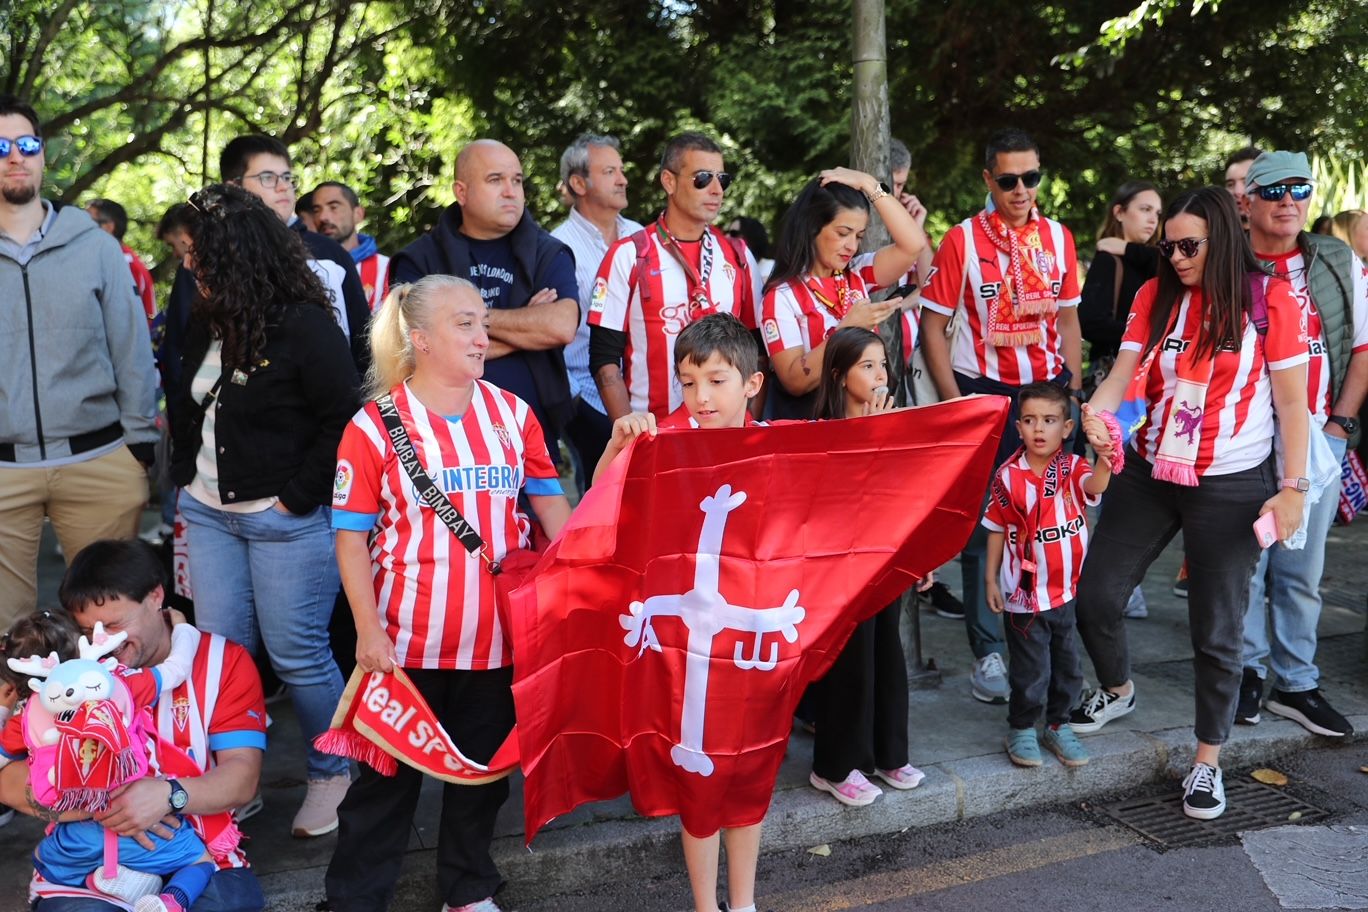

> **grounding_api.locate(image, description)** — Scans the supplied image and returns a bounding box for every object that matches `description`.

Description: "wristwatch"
[865,182,891,203]
[1279,477,1311,493]
[167,778,189,812]
[1328,415,1359,435]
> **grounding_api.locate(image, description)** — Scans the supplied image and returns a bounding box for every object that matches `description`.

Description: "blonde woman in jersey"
[323,276,572,912]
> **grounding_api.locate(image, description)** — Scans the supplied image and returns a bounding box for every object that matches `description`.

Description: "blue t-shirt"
[464,236,577,427]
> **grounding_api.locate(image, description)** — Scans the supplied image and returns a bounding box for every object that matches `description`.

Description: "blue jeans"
[1243,430,1347,693]
[181,493,347,779]
[32,867,264,912]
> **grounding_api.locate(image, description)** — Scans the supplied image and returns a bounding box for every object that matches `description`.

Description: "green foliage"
[4,0,1366,277]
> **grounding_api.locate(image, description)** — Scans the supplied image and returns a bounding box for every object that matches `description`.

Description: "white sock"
[728,905,757,912]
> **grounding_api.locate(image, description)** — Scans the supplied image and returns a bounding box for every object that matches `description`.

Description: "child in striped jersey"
[983,383,1113,770]
[594,312,768,912]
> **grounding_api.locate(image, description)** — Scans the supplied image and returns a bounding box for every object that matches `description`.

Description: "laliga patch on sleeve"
[590,277,608,313]
[333,460,354,506]
[762,319,781,344]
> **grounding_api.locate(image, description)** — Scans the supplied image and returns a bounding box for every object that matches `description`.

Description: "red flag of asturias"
[507,396,1008,840]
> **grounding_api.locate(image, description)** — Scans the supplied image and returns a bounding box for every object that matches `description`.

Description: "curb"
[258,713,1365,910]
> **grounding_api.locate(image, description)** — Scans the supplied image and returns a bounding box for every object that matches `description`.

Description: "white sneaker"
[1123,586,1148,619]
[970,653,1009,704]
[442,900,503,912]
[87,865,163,903]
[1068,686,1135,733]
[235,792,264,823]
[291,774,351,837]
[1182,763,1226,820]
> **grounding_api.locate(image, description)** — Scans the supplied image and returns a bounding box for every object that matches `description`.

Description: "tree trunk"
[851,0,890,250]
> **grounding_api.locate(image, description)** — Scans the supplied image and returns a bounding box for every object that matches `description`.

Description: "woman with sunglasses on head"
[759,168,928,418]
[1071,186,1310,821]
[171,183,360,838]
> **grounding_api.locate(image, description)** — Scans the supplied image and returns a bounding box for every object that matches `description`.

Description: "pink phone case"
[1253,511,1279,549]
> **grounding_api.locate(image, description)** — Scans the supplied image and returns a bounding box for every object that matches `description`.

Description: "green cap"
[1244,151,1314,191]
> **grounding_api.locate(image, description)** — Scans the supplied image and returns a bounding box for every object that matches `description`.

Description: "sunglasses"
[0,135,43,158]
[683,170,732,191]
[1158,236,1209,259]
[1254,182,1312,202]
[992,170,1042,192]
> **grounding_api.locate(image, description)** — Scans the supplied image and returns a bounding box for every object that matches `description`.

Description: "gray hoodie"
[0,203,157,464]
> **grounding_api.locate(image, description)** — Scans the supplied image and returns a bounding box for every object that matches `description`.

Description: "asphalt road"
[503,742,1368,912]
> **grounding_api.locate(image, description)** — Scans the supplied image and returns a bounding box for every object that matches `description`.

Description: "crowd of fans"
[0,87,1365,912]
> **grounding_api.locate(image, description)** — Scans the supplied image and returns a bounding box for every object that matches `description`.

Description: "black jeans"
[1075,450,1275,745]
[809,601,909,780]
[325,667,515,911]
[1003,600,1083,729]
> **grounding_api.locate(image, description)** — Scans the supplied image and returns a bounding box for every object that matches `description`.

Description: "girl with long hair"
[1071,187,1310,820]
[760,169,927,418]
[805,327,926,807]
[322,276,571,912]
[170,183,359,838]
[1080,180,1163,362]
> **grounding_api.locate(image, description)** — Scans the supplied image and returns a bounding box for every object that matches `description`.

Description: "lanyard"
[655,217,714,316]
[804,270,856,319]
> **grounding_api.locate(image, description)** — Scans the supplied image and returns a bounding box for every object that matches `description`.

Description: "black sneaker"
[1068,686,1135,733]
[1172,577,1188,599]
[1181,762,1226,820]
[1265,688,1354,737]
[926,581,965,620]
[1235,668,1263,725]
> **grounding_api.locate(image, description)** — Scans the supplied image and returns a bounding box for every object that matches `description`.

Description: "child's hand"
[1080,404,1112,452]
[862,386,896,416]
[0,682,18,711]
[916,572,936,593]
[610,412,657,447]
[166,607,188,627]
[985,579,1005,614]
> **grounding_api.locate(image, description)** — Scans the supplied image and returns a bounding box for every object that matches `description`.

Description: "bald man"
[391,140,579,437]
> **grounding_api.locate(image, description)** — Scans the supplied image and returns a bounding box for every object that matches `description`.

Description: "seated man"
[0,539,267,911]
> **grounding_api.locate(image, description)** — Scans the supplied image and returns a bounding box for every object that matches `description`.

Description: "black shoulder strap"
[374,393,486,558]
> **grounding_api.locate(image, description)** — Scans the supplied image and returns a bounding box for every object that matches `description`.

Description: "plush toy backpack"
[7,622,153,812]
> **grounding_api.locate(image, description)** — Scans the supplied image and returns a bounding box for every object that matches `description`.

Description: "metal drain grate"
[1097,779,1330,848]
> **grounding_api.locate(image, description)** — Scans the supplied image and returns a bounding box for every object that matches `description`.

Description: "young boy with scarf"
[983,383,1116,769]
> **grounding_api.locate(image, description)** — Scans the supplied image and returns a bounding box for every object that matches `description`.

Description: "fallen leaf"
[1251,768,1289,786]
[807,844,831,857]
[1288,811,1303,821]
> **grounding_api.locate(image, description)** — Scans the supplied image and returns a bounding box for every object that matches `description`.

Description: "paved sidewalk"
[3,518,1365,911]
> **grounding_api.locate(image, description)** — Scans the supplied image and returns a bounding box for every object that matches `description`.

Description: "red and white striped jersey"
[1255,249,1368,425]
[760,252,884,356]
[358,252,392,313]
[1120,279,1310,476]
[921,214,1081,385]
[121,243,156,325]
[332,381,562,671]
[981,452,1098,611]
[27,631,266,902]
[588,225,762,418]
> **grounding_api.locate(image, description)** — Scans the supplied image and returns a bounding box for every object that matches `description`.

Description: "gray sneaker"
[971,653,1009,704]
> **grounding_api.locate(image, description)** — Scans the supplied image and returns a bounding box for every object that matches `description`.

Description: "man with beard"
[0,95,157,630]
[311,181,391,312]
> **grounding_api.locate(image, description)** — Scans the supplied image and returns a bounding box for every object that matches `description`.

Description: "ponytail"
[364,275,478,400]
